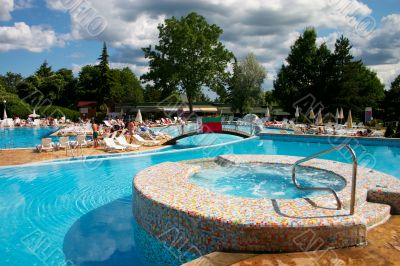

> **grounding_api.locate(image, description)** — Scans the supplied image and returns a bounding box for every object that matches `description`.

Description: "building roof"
[78,101,97,107]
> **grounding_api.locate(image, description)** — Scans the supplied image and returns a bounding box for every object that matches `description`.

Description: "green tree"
[384,74,400,121]
[0,72,23,94]
[77,65,101,101]
[144,85,162,102]
[273,29,385,119]
[35,61,53,78]
[97,42,112,106]
[229,53,266,115]
[109,67,144,105]
[141,12,234,112]
[264,90,275,105]
[57,68,78,108]
[273,28,319,111]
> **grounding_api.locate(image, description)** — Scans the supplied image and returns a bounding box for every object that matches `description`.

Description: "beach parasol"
[29,109,40,118]
[347,110,353,128]
[317,108,324,126]
[309,108,315,123]
[335,108,339,124]
[339,107,344,123]
[135,109,143,123]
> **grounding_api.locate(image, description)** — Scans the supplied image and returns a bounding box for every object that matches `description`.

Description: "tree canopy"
[383,74,400,121]
[141,12,234,112]
[273,28,385,119]
[229,53,266,115]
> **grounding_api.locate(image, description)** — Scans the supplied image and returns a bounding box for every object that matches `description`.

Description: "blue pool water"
[0,134,399,265]
[190,163,346,199]
[0,127,59,149]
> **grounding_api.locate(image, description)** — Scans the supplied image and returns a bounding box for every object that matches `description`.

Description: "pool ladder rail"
[292,144,357,215]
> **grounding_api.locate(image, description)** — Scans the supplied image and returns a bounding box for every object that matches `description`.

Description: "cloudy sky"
[0,0,399,91]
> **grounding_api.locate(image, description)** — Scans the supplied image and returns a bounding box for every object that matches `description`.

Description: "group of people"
[91,118,174,148]
[1,116,64,128]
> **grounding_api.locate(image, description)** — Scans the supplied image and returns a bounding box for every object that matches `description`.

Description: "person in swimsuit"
[92,122,99,148]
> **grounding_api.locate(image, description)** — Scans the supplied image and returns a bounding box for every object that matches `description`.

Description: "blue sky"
[0,0,399,90]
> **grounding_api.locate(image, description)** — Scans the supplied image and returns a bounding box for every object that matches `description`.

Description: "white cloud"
[0,0,14,20]
[369,63,400,90]
[43,0,399,88]
[0,22,64,52]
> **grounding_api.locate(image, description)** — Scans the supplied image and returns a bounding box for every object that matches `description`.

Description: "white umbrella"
[316,109,323,126]
[3,108,7,120]
[347,110,353,128]
[339,107,344,120]
[135,109,143,123]
[335,108,339,123]
[29,109,40,118]
[265,107,270,118]
[295,106,299,118]
[309,108,315,123]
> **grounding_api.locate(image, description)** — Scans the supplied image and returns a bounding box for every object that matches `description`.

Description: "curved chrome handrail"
[292,144,357,215]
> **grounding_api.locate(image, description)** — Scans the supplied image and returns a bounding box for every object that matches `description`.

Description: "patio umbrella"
[309,108,315,123]
[335,108,339,124]
[3,108,7,120]
[295,106,299,118]
[339,107,344,123]
[265,107,270,118]
[29,109,40,118]
[317,108,324,126]
[347,110,353,128]
[135,109,143,123]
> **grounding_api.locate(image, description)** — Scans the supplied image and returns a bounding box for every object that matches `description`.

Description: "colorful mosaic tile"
[133,155,400,253]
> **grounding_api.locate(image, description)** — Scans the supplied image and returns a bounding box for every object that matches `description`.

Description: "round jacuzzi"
[189,162,346,199]
[133,154,399,254]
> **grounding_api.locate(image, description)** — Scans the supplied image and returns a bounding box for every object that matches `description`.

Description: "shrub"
[36,105,80,121]
[384,125,395,138]
[0,87,31,118]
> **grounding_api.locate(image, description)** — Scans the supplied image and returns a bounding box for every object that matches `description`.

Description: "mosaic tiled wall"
[133,155,400,254]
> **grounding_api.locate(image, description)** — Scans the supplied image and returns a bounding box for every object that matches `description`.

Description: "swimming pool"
[0,135,399,265]
[0,127,59,149]
[189,163,346,199]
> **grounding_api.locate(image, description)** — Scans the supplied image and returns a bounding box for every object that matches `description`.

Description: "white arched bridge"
[163,122,256,145]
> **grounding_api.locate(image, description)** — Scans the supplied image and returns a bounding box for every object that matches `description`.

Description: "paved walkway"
[185,216,400,265]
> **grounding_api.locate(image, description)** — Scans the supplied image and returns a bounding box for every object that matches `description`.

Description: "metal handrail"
[292,144,357,215]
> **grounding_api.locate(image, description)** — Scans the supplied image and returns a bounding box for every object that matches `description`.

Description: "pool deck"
[133,155,400,254]
[184,216,400,265]
[0,140,170,166]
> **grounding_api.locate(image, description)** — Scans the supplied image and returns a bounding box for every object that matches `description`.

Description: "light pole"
[2,100,6,119]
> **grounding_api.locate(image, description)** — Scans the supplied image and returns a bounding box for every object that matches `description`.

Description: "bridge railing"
[176,121,257,136]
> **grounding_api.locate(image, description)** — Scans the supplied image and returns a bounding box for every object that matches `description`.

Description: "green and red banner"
[200,117,222,133]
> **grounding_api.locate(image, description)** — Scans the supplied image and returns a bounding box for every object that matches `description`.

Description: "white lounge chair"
[56,136,70,150]
[132,134,160,146]
[103,120,113,127]
[36,138,54,152]
[103,138,126,152]
[115,136,140,150]
[72,135,88,148]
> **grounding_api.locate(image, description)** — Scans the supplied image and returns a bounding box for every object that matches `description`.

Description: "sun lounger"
[115,136,140,150]
[36,138,54,152]
[71,135,88,148]
[103,138,126,152]
[132,134,160,146]
[103,120,113,127]
[56,137,70,150]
